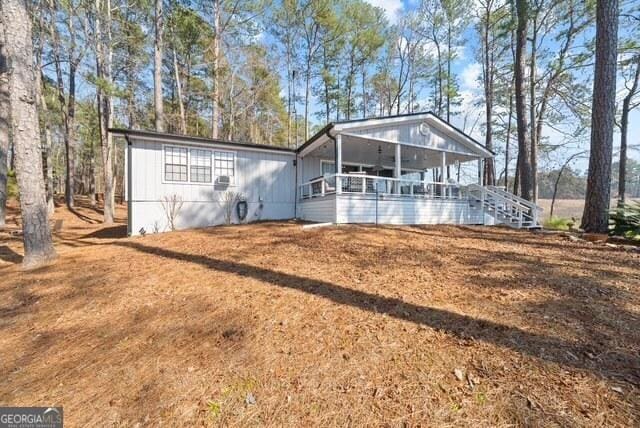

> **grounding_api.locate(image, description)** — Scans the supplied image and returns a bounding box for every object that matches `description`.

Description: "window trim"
[162,145,189,183]
[161,144,236,186]
[213,150,237,185]
[189,148,213,184]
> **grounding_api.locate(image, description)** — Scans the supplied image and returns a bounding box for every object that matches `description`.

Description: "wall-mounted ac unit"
[217,175,231,185]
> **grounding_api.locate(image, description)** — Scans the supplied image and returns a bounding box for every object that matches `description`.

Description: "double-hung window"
[164,146,234,184]
[164,146,188,182]
[190,149,212,183]
[214,151,235,183]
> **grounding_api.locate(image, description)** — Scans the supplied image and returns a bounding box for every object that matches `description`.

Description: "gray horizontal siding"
[336,194,483,225]
[299,195,336,223]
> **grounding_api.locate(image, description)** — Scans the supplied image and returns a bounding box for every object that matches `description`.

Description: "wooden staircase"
[467,184,542,229]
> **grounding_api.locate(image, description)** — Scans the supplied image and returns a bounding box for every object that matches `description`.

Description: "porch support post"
[394,143,401,194]
[423,169,429,196]
[477,159,483,186]
[441,152,447,197]
[336,133,342,194]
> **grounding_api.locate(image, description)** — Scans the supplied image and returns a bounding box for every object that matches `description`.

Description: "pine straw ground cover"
[0,200,639,427]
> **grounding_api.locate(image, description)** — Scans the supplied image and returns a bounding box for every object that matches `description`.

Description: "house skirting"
[299,194,486,226]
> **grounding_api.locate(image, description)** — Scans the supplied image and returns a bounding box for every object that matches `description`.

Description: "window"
[214,151,235,182]
[321,161,335,176]
[190,149,212,183]
[164,146,234,185]
[164,146,187,182]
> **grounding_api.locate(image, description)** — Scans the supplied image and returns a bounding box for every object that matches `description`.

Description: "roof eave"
[109,128,297,154]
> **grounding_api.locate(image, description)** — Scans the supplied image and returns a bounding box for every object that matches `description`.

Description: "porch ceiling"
[306,133,482,171]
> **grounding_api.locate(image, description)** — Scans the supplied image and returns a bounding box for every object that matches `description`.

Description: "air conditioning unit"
[217,175,231,185]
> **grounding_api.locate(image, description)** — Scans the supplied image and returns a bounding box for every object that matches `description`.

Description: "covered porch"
[296,113,498,226]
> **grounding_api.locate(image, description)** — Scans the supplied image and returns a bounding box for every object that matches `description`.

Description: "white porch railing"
[299,173,465,200]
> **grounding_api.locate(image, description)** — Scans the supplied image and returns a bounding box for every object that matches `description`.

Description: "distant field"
[538,198,638,221]
[538,199,585,220]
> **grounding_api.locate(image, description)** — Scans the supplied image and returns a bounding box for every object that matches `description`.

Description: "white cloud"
[453,45,466,62]
[461,62,483,92]
[364,0,404,22]
[456,90,483,138]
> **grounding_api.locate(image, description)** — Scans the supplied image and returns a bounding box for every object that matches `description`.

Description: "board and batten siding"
[129,138,296,235]
[300,154,324,183]
[347,121,477,155]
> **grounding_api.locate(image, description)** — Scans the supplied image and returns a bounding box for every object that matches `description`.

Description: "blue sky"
[355,0,640,172]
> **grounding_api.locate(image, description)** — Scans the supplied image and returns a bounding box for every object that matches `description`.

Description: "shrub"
[222,191,242,225]
[160,194,184,231]
[544,217,572,231]
[609,202,640,239]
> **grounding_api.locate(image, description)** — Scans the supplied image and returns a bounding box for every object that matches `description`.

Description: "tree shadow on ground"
[67,206,101,224]
[81,225,128,240]
[0,245,22,264]
[114,240,640,387]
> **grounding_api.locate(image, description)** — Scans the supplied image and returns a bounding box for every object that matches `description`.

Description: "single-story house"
[110,112,541,236]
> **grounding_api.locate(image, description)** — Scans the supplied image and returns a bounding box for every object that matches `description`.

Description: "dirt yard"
[1,199,639,427]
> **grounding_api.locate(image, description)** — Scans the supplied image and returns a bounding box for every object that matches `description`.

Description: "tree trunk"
[0,19,8,227]
[504,89,513,191]
[618,55,640,207]
[172,47,187,134]
[287,45,292,146]
[481,7,495,186]
[361,65,366,118]
[34,4,53,215]
[446,21,452,122]
[581,0,619,233]
[529,15,538,203]
[304,57,311,139]
[66,56,77,208]
[37,72,55,216]
[154,0,164,132]
[96,0,115,224]
[434,38,443,117]
[49,2,76,209]
[514,0,533,201]
[2,0,56,268]
[211,0,220,138]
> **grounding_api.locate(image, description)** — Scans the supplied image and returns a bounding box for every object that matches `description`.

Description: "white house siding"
[299,195,336,223]
[347,121,477,155]
[300,154,324,182]
[336,194,484,225]
[129,138,296,235]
